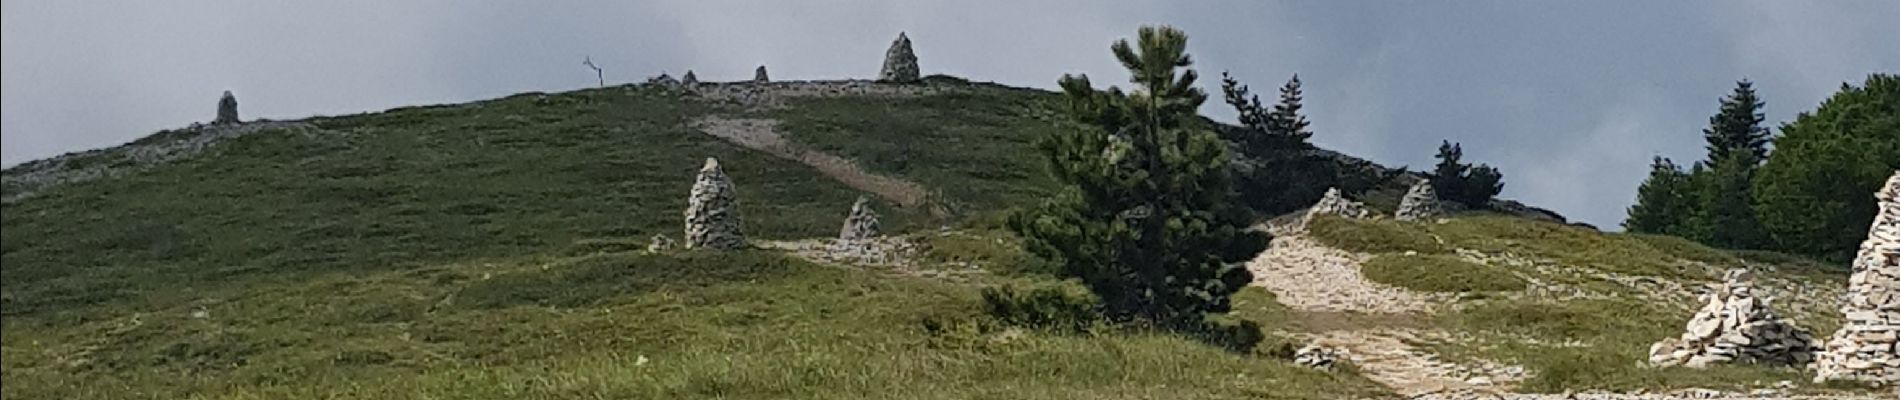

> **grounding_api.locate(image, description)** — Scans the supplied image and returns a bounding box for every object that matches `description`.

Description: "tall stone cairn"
[214,91,240,125]
[683,157,745,250]
[1813,171,1900,385]
[838,195,881,242]
[753,66,770,83]
[1395,179,1444,222]
[1304,187,1370,222]
[1648,268,1819,368]
[877,32,920,83]
[681,70,699,86]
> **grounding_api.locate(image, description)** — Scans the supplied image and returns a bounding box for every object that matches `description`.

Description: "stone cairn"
[1304,187,1370,223]
[1395,179,1444,222]
[646,233,677,253]
[214,91,240,125]
[877,32,921,83]
[753,66,770,83]
[683,157,746,250]
[1648,268,1819,368]
[681,70,699,86]
[837,195,881,242]
[1813,171,1900,385]
[1294,344,1342,370]
[646,73,679,87]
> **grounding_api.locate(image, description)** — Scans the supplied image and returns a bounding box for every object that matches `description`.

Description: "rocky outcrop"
[1649,269,1819,368]
[1813,171,1900,385]
[1305,187,1370,222]
[1294,344,1343,370]
[1396,180,1444,222]
[878,32,920,83]
[683,157,745,250]
[838,195,880,241]
[681,70,698,86]
[754,66,770,83]
[215,91,240,125]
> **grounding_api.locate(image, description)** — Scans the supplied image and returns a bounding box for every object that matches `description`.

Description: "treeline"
[1626,74,1900,262]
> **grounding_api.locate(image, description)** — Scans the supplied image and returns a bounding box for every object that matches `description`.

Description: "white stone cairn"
[1395,179,1444,222]
[683,158,746,250]
[877,32,921,83]
[1648,268,1820,368]
[1813,171,1900,385]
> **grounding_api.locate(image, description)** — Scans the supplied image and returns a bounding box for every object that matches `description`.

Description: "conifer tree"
[1264,74,1313,144]
[1624,157,1694,236]
[1218,72,1337,215]
[1704,80,1771,165]
[1011,26,1266,326]
[1432,140,1505,208]
[1693,152,1770,249]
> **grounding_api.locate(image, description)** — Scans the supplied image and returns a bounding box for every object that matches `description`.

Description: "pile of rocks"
[1305,187,1371,222]
[683,157,746,250]
[1294,344,1343,370]
[1396,179,1444,222]
[1812,171,1900,385]
[681,70,699,86]
[754,66,770,83]
[878,32,921,83]
[646,73,680,87]
[1648,268,1819,367]
[214,91,240,125]
[646,234,677,253]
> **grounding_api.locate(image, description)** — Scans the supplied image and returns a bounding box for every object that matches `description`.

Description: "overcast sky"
[3,1,1895,227]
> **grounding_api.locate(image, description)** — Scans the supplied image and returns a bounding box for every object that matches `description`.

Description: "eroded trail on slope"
[690,116,931,211]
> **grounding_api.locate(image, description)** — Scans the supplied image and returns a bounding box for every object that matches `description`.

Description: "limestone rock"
[1294,344,1342,370]
[1649,268,1820,368]
[683,158,745,250]
[754,66,770,83]
[681,70,698,86]
[838,195,881,242]
[214,91,240,125]
[1813,171,1900,385]
[1396,179,1444,222]
[1304,187,1370,223]
[646,234,677,253]
[877,32,920,83]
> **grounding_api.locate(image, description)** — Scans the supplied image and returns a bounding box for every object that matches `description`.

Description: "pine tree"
[1704,80,1771,164]
[1432,140,1505,208]
[1011,26,1267,326]
[1218,72,1334,215]
[1264,74,1313,144]
[1694,152,1770,249]
[1624,157,1694,236]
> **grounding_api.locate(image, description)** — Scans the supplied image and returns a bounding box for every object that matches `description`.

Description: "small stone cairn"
[837,195,881,242]
[646,73,679,87]
[1395,179,1444,222]
[214,91,240,125]
[1813,171,1900,385]
[681,70,699,86]
[1648,268,1819,368]
[1294,344,1343,370]
[1304,187,1370,223]
[753,66,770,83]
[646,234,677,253]
[683,157,746,250]
[877,32,921,83]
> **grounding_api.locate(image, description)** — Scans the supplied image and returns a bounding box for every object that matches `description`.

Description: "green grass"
[1361,254,1527,293]
[1305,214,1446,254]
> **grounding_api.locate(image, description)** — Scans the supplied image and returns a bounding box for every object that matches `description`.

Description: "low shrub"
[979,281,1100,333]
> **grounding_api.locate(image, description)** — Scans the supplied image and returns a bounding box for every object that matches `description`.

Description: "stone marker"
[1648,268,1820,367]
[1304,187,1370,223]
[838,195,881,242]
[681,70,698,86]
[878,32,921,83]
[683,158,745,250]
[1294,344,1342,371]
[214,91,240,125]
[1812,171,1900,385]
[754,65,770,83]
[1395,179,1444,222]
[646,234,677,253]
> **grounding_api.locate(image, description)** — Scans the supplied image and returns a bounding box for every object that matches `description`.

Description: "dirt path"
[691,116,932,211]
[1247,234,1442,314]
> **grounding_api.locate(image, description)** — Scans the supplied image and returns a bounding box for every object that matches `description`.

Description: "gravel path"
[1247,234,1442,314]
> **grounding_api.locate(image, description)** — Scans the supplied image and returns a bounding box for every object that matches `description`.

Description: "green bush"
[1361,253,1526,292]
[979,282,1100,333]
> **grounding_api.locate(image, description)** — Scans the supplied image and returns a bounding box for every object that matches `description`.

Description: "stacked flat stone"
[646,234,677,253]
[683,158,746,250]
[214,91,240,125]
[754,66,770,83]
[837,195,881,242]
[1396,179,1444,222]
[1304,187,1370,222]
[1294,344,1342,370]
[1648,268,1819,368]
[1813,171,1900,385]
[681,70,699,86]
[877,32,920,83]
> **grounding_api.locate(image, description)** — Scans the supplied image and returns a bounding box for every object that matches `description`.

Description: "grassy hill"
[0,79,1879,399]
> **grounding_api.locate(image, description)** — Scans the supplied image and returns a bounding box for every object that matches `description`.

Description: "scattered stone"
[215,91,240,125]
[1649,268,1820,368]
[681,70,698,86]
[877,32,921,83]
[1304,187,1371,223]
[1396,179,1444,222]
[646,234,677,253]
[1294,344,1343,370]
[683,157,746,250]
[754,66,770,83]
[1813,171,1900,385]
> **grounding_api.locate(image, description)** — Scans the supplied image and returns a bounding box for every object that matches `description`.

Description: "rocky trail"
[690,115,937,216]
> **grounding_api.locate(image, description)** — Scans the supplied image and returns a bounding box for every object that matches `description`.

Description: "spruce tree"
[1012,26,1266,326]
[1624,157,1694,236]
[1694,152,1770,249]
[1219,72,1334,216]
[1432,140,1505,208]
[1265,74,1313,144]
[1704,80,1771,165]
